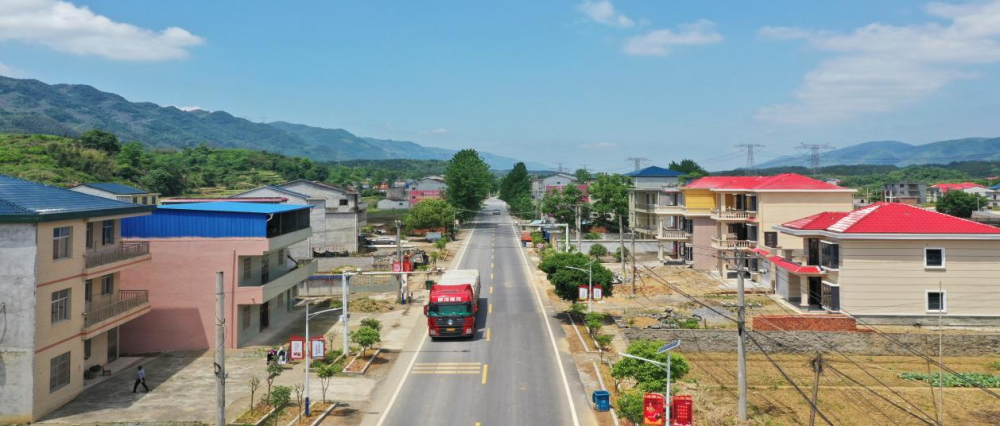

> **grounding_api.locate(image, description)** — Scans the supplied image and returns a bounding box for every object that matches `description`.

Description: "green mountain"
[757,138,1000,168]
[0,76,534,169]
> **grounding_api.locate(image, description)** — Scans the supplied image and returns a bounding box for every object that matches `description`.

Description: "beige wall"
[690,217,715,270]
[758,192,854,249]
[838,239,1000,317]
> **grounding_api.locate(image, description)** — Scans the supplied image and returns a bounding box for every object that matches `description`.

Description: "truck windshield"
[428,303,472,317]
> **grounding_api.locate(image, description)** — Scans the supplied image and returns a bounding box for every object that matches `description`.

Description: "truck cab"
[425,270,481,338]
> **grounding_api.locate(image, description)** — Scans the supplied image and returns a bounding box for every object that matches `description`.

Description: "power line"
[625,157,649,172]
[796,143,835,176]
[735,144,765,175]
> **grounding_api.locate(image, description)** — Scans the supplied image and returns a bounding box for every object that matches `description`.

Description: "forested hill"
[756,138,1000,168]
[0,76,531,168]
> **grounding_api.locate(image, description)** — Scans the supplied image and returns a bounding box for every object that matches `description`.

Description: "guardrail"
[711,209,753,220]
[712,238,755,249]
[682,207,712,216]
[83,290,148,328]
[659,229,689,239]
[84,242,149,268]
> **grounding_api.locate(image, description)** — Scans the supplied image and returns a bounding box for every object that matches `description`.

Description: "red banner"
[643,393,665,425]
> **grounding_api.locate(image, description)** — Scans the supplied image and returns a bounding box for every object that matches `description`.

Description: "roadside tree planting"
[351,326,381,356]
[612,340,690,392]
[538,251,614,301]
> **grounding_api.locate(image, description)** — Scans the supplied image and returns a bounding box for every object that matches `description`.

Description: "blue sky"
[2,0,1000,171]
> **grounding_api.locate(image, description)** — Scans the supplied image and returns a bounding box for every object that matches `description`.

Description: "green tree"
[444,149,494,220]
[542,185,588,225]
[360,318,383,332]
[265,361,283,401]
[508,193,536,219]
[78,129,121,154]
[351,326,381,356]
[936,190,988,218]
[615,389,645,424]
[574,168,592,182]
[588,173,632,230]
[588,243,608,259]
[499,162,532,202]
[404,199,455,230]
[612,340,690,392]
[140,167,186,196]
[538,251,614,300]
[317,364,337,403]
[613,246,630,263]
[669,159,708,181]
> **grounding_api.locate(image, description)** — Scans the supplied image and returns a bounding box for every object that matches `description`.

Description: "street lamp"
[303,301,343,416]
[618,339,681,423]
[565,260,595,312]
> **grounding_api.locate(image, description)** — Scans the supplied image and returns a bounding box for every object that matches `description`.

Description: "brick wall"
[752,314,857,332]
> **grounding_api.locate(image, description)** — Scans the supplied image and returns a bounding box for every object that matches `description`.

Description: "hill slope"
[757,138,1000,168]
[0,76,532,169]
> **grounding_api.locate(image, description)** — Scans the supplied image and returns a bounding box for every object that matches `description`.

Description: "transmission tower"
[796,143,835,176]
[735,144,765,175]
[625,157,649,172]
[554,162,565,173]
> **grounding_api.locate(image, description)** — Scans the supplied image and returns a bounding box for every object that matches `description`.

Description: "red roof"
[161,197,287,204]
[931,182,984,192]
[782,202,1000,234]
[685,173,846,191]
[766,255,824,274]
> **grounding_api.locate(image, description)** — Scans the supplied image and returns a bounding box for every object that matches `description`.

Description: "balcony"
[711,238,756,250]
[655,205,684,215]
[658,229,689,240]
[84,242,150,269]
[682,207,712,217]
[711,209,753,221]
[633,202,656,212]
[82,290,149,336]
[234,259,318,305]
[632,225,656,236]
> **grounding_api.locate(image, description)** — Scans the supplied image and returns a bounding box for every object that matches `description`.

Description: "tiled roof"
[158,202,310,214]
[932,182,985,192]
[81,182,148,195]
[624,166,683,178]
[767,256,824,274]
[685,173,846,191]
[162,197,287,204]
[0,175,154,223]
[781,202,1000,234]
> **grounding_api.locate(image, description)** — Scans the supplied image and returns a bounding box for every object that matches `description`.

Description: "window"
[820,242,840,269]
[764,232,778,248]
[86,223,94,249]
[242,306,251,330]
[339,199,349,206]
[927,291,946,312]
[243,258,252,281]
[277,292,284,309]
[261,253,270,283]
[102,220,115,245]
[100,274,114,296]
[925,248,945,268]
[84,339,92,360]
[53,226,72,260]
[277,248,285,264]
[51,288,70,324]
[50,351,71,392]
[151,196,157,205]
[84,280,93,303]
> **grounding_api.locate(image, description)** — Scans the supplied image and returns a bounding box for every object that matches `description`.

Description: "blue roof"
[0,175,154,223]
[82,182,148,195]
[990,184,1000,190]
[624,166,683,177]
[158,201,310,214]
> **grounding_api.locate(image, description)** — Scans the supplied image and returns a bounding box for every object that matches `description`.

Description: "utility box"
[592,390,610,411]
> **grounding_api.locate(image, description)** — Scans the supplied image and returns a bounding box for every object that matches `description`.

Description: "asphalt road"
[373,199,596,426]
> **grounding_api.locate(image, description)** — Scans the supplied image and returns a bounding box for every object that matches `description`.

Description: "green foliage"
[991,361,1000,371]
[574,168,592,182]
[585,311,606,324]
[78,129,121,154]
[541,185,589,225]
[508,193,536,220]
[499,162,532,203]
[404,199,455,230]
[267,385,292,408]
[350,326,381,355]
[569,302,587,318]
[434,235,450,250]
[936,190,987,218]
[588,173,632,229]
[537,251,614,300]
[612,340,690,392]
[531,232,544,245]
[317,364,338,402]
[584,232,601,240]
[360,318,383,332]
[594,334,613,351]
[444,149,494,220]
[615,389,645,424]
[588,243,608,258]
[899,372,1000,388]
[613,246,630,262]
[669,159,708,181]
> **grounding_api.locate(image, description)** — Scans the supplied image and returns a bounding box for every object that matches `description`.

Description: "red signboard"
[643,393,665,425]
[289,336,305,360]
[672,395,693,425]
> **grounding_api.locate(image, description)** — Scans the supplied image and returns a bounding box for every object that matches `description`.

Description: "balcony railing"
[655,205,684,215]
[632,225,656,236]
[83,290,149,329]
[712,238,755,250]
[659,229,689,240]
[711,209,753,221]
[634,203,656,211]
[84,242,149,269]
[682,207,712,216]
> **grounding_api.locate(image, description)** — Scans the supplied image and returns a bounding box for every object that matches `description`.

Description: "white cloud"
[430,128,448,134]
[0,0,204,61]
[0,61,26,77]
[623,20,723,56]
[577,0,634,28]
[756,1,1000,124]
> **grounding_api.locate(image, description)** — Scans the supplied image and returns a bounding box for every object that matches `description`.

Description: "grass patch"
[899,372,1000,388]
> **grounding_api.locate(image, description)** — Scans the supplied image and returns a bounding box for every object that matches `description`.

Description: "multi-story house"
[882,182,926,205]
[680,174,855,277]
[770,202,1000,326]
[0,176,154,423]
[988,183,1000,208]
[409,176,447,205]
[69,182,159,206]
[531,172,577,201]
[625,166,685,261]
[927,182,988,203]
[118,202,318,352]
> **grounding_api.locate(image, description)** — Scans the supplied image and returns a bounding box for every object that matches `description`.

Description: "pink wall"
[119,237,268,353]
[409,190,443,204]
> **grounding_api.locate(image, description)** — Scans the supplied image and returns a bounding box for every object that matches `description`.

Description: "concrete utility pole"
[214,272,225,426]
[630,229,636,296]
[575,204,582,253]
[619,215,627,295]
[343,273,351,356]
[736,249,747,421]
[395,220,404,303]
[809,353,824,426]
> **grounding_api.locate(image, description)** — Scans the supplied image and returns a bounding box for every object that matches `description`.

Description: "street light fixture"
[564,259,595,312]
[618,339,681,423]
[303,301,344,416]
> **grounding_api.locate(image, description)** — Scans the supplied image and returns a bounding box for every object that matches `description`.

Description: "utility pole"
[395,220,404,303]
[214,272,225,426]
[342,273,350,356]
[809,353,824,426]
[735,143,765,175]
[630,229,636,296]
[619,215,627,296]
[625,157,649,172]
[575,204,582,253]
[736,249,748,421]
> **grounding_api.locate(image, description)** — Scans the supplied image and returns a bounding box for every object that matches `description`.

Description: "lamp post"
[303,301,344,416]
[618,340,681,423]
[565,260,595,312]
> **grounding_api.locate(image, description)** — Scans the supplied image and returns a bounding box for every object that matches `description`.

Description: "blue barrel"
[592,390,610,411]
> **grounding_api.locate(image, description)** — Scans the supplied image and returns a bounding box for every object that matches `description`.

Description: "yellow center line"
[476,423,481,426]
[481,364,489,384]
[491,262,494,268]
[490,272,494,280]
[489,304,493,314]
[489,286,493,294]
[486,328,491,342]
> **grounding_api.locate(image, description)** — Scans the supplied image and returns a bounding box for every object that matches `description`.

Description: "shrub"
[569,302,587,318]
[268,385,292,408]
[434,236,449,250]
[531,232,543,244]
[594,334,613,351]
[360,318,383,332]
[613,246,630,262]
[584,232,601,240]
[588,244,608,259]
[899,372,1000,388]
[616,390,644,424]
[612,340,690,392]
[351,326,381,356]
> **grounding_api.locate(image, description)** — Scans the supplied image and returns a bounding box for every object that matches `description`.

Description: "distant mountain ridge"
[757,138,1000,168]
[0,75,538,169]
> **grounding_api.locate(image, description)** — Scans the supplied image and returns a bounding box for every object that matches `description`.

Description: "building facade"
[927,182,989,203]
[118,202,318,352]
[882,182,926,205]
[408,176,447,204]
[69,182,159,206]
[0,176,154,423]
[769,202,1000,326]
[625,166,685,261]
[531,172,577,201]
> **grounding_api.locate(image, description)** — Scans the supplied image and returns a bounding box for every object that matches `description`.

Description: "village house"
[69,182,159,206]
[927,182,988,203]
[625,166,685,262]
[409,175,447,205]
[531,172,577,201]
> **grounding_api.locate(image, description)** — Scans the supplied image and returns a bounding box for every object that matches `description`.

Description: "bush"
[360,318,383,332]
[613,246,630,262]
[351,326,381,356]
[531,232,544,245]
[584,232,601,240]
[268,385,292,408]
[569,302,587,318]
[588,244,608,259]
[612,340,690,392]
[434,236,449,250]
[594,334,613,351]
[616,390,644,424]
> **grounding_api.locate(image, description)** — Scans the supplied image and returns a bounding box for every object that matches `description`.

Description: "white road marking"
[513,217,581,426]
[375,221,478,426]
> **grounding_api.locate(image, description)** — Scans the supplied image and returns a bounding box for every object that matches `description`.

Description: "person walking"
[133,365,150,393]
